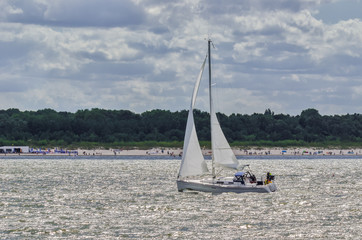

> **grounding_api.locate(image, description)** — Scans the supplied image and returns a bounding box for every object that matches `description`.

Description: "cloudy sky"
[1,0,362,116]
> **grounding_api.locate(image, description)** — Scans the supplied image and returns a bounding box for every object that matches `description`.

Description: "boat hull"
[177,179,277,194]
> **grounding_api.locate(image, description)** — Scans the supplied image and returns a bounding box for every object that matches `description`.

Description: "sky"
[1,0,362,116]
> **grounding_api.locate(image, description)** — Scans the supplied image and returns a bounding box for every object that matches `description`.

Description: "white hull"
[177,178,277,194]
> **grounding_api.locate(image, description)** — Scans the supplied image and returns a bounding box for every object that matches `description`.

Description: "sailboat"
[177,39,277,193]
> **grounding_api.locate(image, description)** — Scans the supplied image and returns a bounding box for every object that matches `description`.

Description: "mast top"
[207,38,215,49]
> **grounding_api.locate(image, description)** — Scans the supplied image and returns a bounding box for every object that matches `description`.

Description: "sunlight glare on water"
[0,157,361,239]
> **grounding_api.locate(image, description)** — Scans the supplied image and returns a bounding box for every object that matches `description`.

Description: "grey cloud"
[265,43,309,57]
[198,0,323,16]
[149,26,169,35]
[4,0,46,24]
[44,61,154,83]
[319,55,362,76]
[83,62,153,77]
[4,0,146,28]
[1,0,362,115]
[316,0,362,24]
[0,78,31,93]
[77,51,109,62]
[150,70,177,83]
[0,41,31,64]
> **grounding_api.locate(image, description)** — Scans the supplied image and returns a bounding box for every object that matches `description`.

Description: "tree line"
[1,108,362,148]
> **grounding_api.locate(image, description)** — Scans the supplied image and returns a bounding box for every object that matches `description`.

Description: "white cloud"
[0,0,362,115]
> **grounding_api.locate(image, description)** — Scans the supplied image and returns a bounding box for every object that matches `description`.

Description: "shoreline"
[1,147,362,157]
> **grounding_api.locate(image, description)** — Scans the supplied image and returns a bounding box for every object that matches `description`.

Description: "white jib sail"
[178,56,209,179]
[210,95,240,170]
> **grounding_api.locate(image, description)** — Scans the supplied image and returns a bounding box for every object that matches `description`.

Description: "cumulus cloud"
[3,0,146,27]
[0,0,362,115]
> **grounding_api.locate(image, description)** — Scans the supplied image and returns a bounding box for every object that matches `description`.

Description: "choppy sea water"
[0,155,361,239]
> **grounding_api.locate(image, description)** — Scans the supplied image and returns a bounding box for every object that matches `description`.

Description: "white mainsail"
[178,56,209,179]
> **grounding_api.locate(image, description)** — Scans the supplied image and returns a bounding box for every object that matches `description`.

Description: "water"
[0,156,361,239]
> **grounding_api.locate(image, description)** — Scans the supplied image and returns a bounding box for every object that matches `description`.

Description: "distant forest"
[1,108,362,148]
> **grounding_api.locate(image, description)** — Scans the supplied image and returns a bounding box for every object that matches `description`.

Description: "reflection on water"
[0,156,361,239]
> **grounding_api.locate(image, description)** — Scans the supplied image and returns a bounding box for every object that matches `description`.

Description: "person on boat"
[265,172,273,185]
[249,174,256,183]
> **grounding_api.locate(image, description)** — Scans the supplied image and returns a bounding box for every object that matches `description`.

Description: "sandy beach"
[77,147,362,156]
[4,147,362,156]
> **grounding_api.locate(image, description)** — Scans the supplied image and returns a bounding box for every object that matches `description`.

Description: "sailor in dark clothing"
[264,172,272,184]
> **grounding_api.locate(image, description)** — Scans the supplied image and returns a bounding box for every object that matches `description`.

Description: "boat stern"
[267,182,277,192]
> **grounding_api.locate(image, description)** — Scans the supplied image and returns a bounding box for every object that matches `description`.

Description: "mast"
[208,39,216,179]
